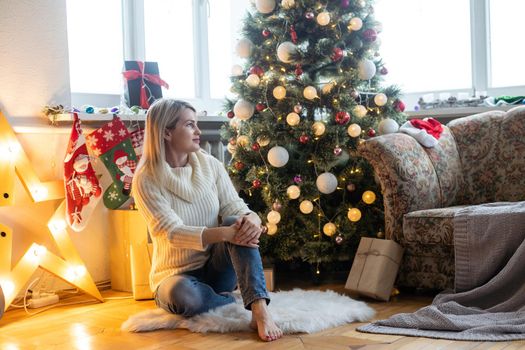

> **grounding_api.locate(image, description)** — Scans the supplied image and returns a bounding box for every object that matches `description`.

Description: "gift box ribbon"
[122,61,170,109]
[356,250,402,265]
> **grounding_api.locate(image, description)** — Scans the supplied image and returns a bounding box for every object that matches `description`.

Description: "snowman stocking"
[64,113,102,231]
[86,116,138,209]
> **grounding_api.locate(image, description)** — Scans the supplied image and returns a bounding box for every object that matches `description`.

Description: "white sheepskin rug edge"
[121,288,374,334]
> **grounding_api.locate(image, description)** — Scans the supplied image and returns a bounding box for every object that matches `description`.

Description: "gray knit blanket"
[358,202,525,341]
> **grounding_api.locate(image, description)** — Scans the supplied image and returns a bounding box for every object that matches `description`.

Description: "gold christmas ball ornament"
[303,86,318,100]
[312,121,326,136]
[353,105,368,118]
[347,208,362,222]
[273,86,287,100]
[266,210,281,224]
[323,222,337,236]
[286,112,300,126]
[256,135,271,146]
[316,11,331,26]
[286,185,301,199]
[374,93,388,106]
[236,135,250,148]
[347,123,362,138]
[299,200,314,214]
[362,190,376,204]
[281,0,295,9]
[266,223,278,235]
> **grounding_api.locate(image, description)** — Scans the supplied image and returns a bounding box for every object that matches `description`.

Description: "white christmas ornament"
[267,146,289,167]
[317,11,331,26]
[358,59,376,80]
[273,86,287,99]
[255,0,276,14]
[233,99,255,120]
[227,143,236,154]
[348,17,363,31]
[236,38,254,58]
[312,121,326,136]
[231,64,244,76]
[378,118,399,135]
[267,210,281,224]
[316,172,338,194]
[287,185,301,199]
[245,73,260,87]
[353,105,368,118]
[277,41,297,63]
[347,123,362,138]
[374,93,388,106]
[299,200,314,214]
[303,86,318,100]
[229,117,241,129]
[286,112,300,126]
[281,0,295,9]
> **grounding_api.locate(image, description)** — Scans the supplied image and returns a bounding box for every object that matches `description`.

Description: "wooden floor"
[1,284,524,350]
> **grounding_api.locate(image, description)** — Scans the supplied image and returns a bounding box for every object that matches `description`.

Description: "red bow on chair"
[122,62,170,109]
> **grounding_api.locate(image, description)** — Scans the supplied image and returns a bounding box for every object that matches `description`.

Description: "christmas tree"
[221,0,406,273]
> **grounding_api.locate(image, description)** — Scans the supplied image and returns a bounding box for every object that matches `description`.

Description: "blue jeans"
[154,216,270,317]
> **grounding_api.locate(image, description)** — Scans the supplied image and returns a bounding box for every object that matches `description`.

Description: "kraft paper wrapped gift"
[345,237,404,301]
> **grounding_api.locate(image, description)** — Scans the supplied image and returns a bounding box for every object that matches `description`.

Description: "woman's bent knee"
[156,276,204,317]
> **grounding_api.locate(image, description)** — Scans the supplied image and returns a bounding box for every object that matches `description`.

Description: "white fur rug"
[121,289,374,334]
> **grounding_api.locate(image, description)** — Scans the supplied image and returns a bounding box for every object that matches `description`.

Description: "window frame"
[70,0,525,114]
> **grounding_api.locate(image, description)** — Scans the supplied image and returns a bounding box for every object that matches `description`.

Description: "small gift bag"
[345,237,404,301]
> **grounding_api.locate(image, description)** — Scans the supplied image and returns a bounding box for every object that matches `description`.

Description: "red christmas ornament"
[394,99,406,112]
[290,25,298,44]
[335,111,351,125]
[256,103,266,112]
[249,65,264,77]
[227,111,235,118]
[234,161,245,170]
[380,66,389,75]
[262,29,271,37]
[251,142,261,151]
[362,28,378,42]
[299,134,309,144]
[295,64,303,77]
[331,47,344,62]
[368,128,376,137]
[252,179,262,188]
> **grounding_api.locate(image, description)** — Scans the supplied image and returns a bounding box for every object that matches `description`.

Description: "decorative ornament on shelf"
[267,146,289,167]
[316,172,338,194]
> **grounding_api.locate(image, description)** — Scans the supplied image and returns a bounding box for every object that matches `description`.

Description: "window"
[375,0,471,93]
[489,0,525,88]
[66,0,123,95]
[67,1,524,112]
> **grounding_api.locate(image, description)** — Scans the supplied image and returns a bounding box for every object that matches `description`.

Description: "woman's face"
[164,108,201,155]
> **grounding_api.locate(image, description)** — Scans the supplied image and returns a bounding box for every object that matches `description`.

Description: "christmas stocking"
[86,116,138,209]
[64,113,102,231]
[399,118,443,148]
[130,127,145,162]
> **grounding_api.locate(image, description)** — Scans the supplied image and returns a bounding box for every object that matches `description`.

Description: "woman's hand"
[233,213,263,247]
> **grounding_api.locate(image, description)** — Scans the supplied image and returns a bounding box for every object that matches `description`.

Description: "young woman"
[132,98,282,341]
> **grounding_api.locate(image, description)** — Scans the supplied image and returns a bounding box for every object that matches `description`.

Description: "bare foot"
[250,299,283,342]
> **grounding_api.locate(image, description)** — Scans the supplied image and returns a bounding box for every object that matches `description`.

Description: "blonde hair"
[134,98,196,186]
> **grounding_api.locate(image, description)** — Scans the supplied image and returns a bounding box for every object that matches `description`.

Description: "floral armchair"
[358,106,525,290]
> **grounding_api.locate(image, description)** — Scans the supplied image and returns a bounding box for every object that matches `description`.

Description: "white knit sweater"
[133,150,252,292]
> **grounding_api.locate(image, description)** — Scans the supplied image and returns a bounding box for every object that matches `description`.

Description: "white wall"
[0,0,110,291]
